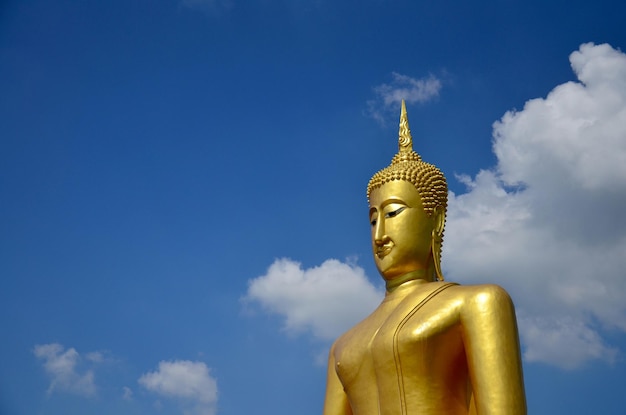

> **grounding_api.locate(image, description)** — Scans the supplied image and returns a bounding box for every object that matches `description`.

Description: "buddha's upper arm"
[460,285,527,415]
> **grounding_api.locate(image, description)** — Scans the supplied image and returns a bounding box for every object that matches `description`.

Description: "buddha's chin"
[375,260,402,281]
[376,259,431,282]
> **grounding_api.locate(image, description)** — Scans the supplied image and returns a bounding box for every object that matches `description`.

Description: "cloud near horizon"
[33,343,99,397]
[139,360,218,415]
[248,43,626,370]
[33,344,218,412]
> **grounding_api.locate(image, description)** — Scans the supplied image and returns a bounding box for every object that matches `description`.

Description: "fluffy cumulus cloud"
[244,258,383,341]
[139,360,218,415]
[33,343,98,397]
[368,72,442,124]
[444,43,626,369]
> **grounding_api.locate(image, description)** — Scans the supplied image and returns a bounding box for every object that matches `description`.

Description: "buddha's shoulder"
[401,280,504,294]
[406,283,515,323]
[393,281,512,304]
[444,281,509,294]
[442,282,515,309]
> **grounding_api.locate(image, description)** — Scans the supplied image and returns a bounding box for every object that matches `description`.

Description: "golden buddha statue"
[323,101,526,415]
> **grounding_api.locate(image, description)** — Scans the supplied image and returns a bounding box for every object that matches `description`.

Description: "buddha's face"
[368,180,435,281]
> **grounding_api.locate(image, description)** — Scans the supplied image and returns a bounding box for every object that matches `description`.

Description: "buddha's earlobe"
[433,205,445,235]
[431,205,445,281]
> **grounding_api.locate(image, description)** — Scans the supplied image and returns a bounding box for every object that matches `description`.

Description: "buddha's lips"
[376,244,393,259]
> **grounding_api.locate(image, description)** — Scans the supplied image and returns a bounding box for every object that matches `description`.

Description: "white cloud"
[122,386,133,400]
[33,343,98,397]
[244,258,383,341]
[368,72,442,124]
[444,42,626,369]
[85,351,104,363]
[139,360,218,415]
[518,315,618,370]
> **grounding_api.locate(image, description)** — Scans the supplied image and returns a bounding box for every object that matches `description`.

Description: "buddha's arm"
[323,344,352,415]
[461,285,527,415]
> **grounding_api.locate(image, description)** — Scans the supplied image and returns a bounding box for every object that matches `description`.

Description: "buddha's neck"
[385,269,434,293]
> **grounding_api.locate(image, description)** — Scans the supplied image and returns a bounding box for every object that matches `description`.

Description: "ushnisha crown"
[366,100,448,217]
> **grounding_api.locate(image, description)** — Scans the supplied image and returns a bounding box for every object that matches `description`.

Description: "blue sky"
[2,0,626,414]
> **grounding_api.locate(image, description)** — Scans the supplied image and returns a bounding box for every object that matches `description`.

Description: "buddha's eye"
[370,218,377,226]
[385,207,406,218]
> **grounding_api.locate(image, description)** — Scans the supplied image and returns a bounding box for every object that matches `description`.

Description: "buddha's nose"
[374,220,386,245]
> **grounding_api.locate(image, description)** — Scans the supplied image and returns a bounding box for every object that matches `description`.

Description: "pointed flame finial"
[398,99,413,153]
[389,100,421,165]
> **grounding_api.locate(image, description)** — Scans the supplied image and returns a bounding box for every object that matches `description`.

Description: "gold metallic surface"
[323,101,526,415]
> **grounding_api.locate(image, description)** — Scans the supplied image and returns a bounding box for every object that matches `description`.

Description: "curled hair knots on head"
[366,159,447,216]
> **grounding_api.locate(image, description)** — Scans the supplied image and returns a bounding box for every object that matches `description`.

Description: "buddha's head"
[367,101,447,283]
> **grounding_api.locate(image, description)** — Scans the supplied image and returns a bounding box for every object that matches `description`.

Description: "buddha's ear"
[431,205,446,281]
[432,205,445,235]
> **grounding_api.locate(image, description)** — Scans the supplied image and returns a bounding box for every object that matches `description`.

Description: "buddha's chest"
[334,283,464,389]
